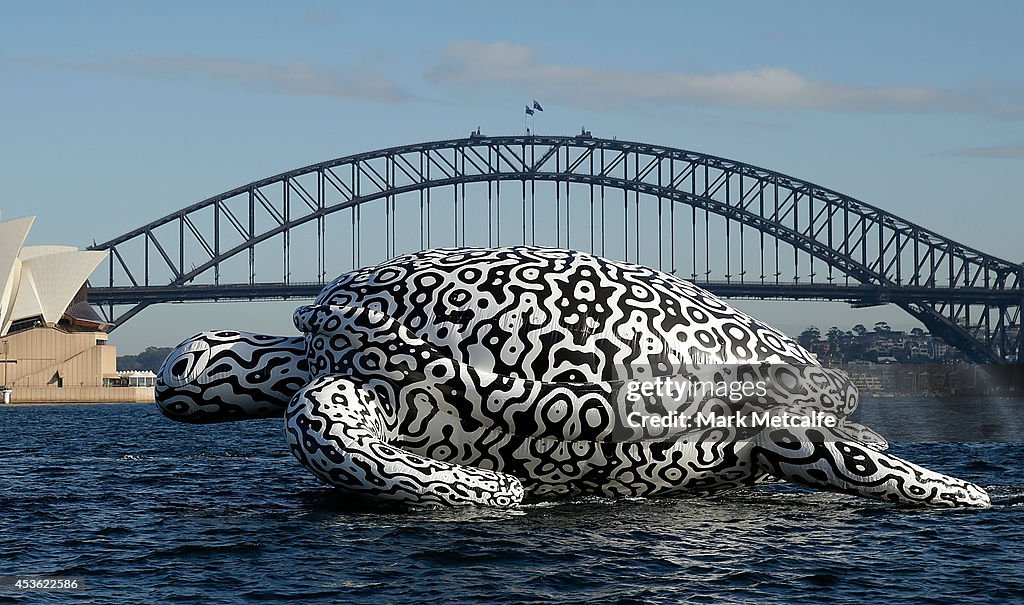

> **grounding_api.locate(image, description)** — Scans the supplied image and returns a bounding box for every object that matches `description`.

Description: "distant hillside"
[117,347,173,372]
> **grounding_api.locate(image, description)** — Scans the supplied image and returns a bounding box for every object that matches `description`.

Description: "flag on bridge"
[525,105,535,116]
[533,100,544,112]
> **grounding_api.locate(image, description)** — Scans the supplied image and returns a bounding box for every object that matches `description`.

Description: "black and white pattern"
[285,374,524,507]
[156,331,307,423]
[156,246,991,508]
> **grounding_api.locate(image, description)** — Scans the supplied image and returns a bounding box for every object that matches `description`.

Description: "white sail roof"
[6,247,78,325]
[15,250,107,325]
[6,258,39,327]
[0,217,35,334]
[18,245,78,261]
[0,217,108,336]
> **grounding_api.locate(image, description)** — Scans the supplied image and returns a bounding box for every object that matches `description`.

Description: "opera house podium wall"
[3,326,153,403]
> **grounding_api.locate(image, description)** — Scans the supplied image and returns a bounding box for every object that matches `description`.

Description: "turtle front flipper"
[284,375,525,507]
[753,424,990,508]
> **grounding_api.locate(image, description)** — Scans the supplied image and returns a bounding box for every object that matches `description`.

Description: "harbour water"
[1,399,1022,603]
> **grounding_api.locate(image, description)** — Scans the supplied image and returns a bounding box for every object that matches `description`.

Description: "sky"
[2,1,1023,354]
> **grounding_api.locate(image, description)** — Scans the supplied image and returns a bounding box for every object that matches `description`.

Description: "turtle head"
[156,330,309,423]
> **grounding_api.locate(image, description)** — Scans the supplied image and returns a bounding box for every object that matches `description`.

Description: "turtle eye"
[161,339,212,387]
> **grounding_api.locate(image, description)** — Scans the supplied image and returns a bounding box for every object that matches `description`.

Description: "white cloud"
[427,41,1023,118]
[949,143,1024,158]
[17,55,412,102]
[306,9,331,26]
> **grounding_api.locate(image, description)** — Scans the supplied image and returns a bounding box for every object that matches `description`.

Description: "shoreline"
[0,400,151,407]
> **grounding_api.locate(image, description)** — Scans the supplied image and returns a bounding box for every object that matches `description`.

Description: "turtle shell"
[304,246,817,384]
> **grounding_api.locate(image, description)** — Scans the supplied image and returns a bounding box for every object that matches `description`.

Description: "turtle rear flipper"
[285,374,525,507]
[753,424,989,508]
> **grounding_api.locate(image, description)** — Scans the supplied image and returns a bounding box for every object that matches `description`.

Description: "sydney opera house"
[0,216,153,403]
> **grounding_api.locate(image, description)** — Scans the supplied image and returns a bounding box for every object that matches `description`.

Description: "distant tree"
[826,326,844,343]
[910,327,925,337]
[117,346,174,372]
[853,324,868,337]
[798,325,821,348]
[874,321,892,334]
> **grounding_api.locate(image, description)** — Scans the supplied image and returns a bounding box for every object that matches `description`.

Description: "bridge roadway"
[87,282,1023,308]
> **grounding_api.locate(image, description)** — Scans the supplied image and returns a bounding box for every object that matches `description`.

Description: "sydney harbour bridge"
[85,133,1024,365]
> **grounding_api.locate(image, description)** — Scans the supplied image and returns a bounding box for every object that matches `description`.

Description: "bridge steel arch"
[88,134,1024,364]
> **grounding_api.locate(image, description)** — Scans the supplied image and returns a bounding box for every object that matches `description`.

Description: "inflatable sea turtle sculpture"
[156,246,990,508]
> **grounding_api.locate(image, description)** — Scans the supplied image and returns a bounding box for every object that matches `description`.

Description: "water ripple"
[1,403,1023,603]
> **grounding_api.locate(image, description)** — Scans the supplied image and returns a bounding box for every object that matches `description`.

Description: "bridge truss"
[87,134,1024,364]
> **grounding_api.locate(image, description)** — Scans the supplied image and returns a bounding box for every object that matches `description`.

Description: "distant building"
[107,370,157,388]
[796,324,965,365]
[0,216,153,403]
